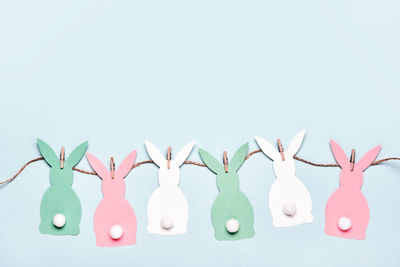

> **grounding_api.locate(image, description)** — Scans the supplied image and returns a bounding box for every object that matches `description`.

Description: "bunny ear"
[172,141,195,167]
[330,140,350,169]
[229,143,248,172]
[145,140,166,168]
[255,136,280,161]
[355,145,381,172]
[65,141,88,168]
[286,129,306,157]
[86,153,110,179]
[37,139,59,167]
[115,150,137,179]
[199,149,224,174]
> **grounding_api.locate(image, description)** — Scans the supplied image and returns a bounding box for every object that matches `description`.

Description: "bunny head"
[145,140,195,187]
[255,129,305,179]
[199,143,248,192]
[330,140,381,189]
[86,151,136,197]
[37,139,88,186]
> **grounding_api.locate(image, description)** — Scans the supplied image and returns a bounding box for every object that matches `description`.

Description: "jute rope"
[1,150,399,185]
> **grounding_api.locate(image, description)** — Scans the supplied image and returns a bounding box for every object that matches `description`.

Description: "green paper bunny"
[199,143,255,241]
[37,139,88,236]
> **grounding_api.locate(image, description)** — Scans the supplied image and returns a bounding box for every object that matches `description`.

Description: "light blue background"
[0,1,399,266]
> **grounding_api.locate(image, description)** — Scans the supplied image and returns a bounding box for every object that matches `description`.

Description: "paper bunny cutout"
[145,140,195,235]
[86,151,137,247]
[325,140,381,240]
[199,143,255,241]
[37,139,87,235]
[255,129,314,227]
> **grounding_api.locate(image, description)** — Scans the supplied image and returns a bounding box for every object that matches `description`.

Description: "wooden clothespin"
[277,139,285,161]
[167,147,172,169]
[350,149,355,171]
[60,147,65,169]
[110,157,115,179]
[223,151,228,173]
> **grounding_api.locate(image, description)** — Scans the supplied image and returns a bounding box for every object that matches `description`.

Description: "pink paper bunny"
[86,151,137,247]
[325,140,381,240]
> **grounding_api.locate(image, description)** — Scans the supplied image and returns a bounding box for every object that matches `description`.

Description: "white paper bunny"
[145,140,195,235]
[255,129,313,227]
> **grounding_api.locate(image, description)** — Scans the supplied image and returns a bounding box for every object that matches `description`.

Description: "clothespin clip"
[223,151,229,173]
[110,157,115,179]
[350,149,355,171]
[277,139,285,161]
[60,147,65,169]
[167,147,172,169]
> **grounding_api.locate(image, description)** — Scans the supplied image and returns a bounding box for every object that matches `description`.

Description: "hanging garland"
[1,129,399,246]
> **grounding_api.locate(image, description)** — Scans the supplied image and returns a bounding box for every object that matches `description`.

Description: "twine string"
[0,157,44,185]
[1,150,400,185]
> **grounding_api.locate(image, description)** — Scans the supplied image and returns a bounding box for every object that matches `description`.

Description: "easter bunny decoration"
[255,129,314,227]
[86,151,138,247]
[145,140,195,235]
[199,143,255,241]
[325,140,381,240]
[37,139,88,235]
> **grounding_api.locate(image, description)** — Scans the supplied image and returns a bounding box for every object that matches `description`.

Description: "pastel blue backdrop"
[0,1,399,266]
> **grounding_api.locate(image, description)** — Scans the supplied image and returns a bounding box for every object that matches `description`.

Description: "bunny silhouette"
[37,139,88,235]
[145,140,195,235]
[255,129,313,227]
[199,143,255,241]
[325,140,381,240]
[86,151,137,247]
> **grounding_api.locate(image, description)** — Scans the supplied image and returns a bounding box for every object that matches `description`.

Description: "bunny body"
[37,139,87,236]
[269,176,313,227]
[145,141,195,235]
[39,185,82,235]
[255,129,313,227]
[87,151,138,247]
[211,187,255,241]
[94,196,137,246]
[199,143,255,241]
[147,186,188,234]
[325,187,369,239]
[325,140,381,240]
